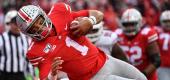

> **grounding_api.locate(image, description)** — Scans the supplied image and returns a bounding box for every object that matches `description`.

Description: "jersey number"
[160,34,170,51]
[121,46,142,65]
[65,37,88,56]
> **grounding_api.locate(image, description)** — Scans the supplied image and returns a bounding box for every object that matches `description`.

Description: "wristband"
[142,71,147,76]
[48,71,56,80]
[47,72,52,80]
[89,16,97,25]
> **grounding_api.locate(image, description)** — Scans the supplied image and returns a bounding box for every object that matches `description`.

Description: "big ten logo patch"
[43,43,56,53]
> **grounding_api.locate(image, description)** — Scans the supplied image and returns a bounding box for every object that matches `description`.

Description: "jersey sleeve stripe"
[69,5,72,12]
[64,3,69,11]
[64,3,71,13]
[29,57,43,61]
[148,34,158,43]
[148,34,158,40]
[32,62,39,66]
[48,5,54,15]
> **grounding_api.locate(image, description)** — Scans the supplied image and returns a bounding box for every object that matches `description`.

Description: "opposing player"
[86,22,128,62]
[16,3,147,80]
[154,10,170,80]
[115,8,161,80]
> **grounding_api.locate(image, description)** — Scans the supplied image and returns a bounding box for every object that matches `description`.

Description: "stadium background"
[0,0,170,80]
[0,0,170,33]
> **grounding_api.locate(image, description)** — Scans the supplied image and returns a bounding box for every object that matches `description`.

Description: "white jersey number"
[65,37,88,56]
[121,46,142,65]
[160,33,170,51]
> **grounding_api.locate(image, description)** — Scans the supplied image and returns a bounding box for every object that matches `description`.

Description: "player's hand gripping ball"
[70,17,93,37]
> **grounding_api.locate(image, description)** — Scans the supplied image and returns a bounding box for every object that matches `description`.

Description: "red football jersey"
[115,27,158,80]
[154,26,170,67]
[27,3,107,80]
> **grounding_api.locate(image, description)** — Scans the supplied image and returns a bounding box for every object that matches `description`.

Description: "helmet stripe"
[18,9,32,23]
[48,5,54,15]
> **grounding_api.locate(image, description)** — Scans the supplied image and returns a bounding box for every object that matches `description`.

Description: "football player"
[16,2,147,80]
[86,22,128,62]
[154,10,170,80]
[115,8,161,80]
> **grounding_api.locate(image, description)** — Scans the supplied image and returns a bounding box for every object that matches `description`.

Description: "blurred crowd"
[0,0,170,33]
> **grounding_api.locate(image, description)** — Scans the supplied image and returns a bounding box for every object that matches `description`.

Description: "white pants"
[57,71,69,80]
[158,67,170,80]
[91,55,147,80]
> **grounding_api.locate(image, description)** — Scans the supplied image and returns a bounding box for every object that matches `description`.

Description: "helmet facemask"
[121,21,142,36]
[26,15,52,41]
[161,20,170,30]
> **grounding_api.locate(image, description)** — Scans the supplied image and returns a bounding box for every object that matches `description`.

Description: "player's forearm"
[144,42,161,76]
[142,64,157,77]
[143,55,161,76]
[111,43,129,62]
[143,52,161,76]
[88,10,104,24]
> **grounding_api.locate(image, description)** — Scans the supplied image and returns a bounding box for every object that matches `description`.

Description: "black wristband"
[142,71,147,76]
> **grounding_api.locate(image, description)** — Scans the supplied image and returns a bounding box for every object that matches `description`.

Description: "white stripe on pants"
[91,55,147,80]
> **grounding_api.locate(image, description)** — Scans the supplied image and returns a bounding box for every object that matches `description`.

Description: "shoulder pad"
[114,28,123,35]
[141,27,151,35]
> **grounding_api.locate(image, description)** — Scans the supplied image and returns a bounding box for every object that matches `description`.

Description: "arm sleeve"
[147,28,158,43]
[48,3,71,15]
[71,10,89,19]
[55,2,89,19]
